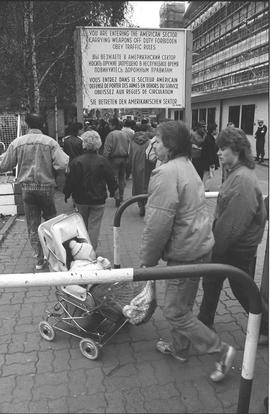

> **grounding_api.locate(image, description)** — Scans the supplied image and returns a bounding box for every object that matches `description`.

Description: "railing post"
[113,194,148,268]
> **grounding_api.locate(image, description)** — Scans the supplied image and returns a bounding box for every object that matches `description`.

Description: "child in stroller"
[38,212,156,360]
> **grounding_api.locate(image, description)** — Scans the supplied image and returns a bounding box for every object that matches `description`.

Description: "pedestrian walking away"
[103,117,130,207]
[198,127,267,335]
[122,118,136,180]
[62,122,84,163]
[191,120,207,179]
[254,119,267,163]
[201,122,219,191]
[63,130,117,251]
[128,122,155,216]
[140,120,236,382]
[0,113,69,269]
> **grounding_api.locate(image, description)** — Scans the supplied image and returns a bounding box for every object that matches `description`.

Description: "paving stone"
[177,380,205,412]
[29,399,49,413]
[215,321,240,333]
[36,350,54,373]
[135,361,158,386]
[140,382,179,401]
[32,383,69,401]
[47,397,69,413]
[52,348,71,372]
[0,401,29,413]
[2,361,36,376]
[132,340,164,362]
[24,332,42,352]
[34,371,68,386]
[195,380,224,412]
[12,375,34,402]
[109,342,136,365]
[14,323,38,334]
[69,352,103,370]
[0,342,8,354]
[85,366,105,395]
[67,368,87,396]
[7,335,25,355]
[144,397,187,413]
[5,350,37,365]
[104,390,126,413]
[103,373,140,392]
[123,387,146,413]
[0,375,16,402]
[67,393,107,413]
[151,358,176,385]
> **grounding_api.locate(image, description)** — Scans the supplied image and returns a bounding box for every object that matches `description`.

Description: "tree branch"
[38,44,69,88]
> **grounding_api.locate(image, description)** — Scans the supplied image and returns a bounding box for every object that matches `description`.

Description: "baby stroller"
[38,212,156,360]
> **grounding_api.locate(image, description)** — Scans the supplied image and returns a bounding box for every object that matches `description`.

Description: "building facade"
[184,1,269,158]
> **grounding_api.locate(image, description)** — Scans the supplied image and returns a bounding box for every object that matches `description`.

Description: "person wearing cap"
[254,120,267,163]
[63,130,117,250]
[191,120,207,179]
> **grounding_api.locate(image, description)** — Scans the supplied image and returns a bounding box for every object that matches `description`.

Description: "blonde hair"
[81,130,102,151]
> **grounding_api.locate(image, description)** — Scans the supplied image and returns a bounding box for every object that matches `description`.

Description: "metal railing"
[0,263,261,414]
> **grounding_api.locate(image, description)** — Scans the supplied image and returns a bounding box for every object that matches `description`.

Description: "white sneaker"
[35,259,47,270]
[210,342,236,382]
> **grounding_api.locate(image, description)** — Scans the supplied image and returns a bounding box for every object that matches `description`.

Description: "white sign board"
[75,27,187,110]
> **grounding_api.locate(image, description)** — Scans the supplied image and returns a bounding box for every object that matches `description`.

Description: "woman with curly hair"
[198,127,267,330]
[140,120,236,382]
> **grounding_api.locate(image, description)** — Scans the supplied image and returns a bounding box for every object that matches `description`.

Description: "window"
[192,109,198,129]
[241,104,255,135]
[228,106,240,127]
[174,110,183,121]
[199,108,206,122]
[207,108,216,125]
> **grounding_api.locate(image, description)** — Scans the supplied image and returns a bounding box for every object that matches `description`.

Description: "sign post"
[74,27,192,119]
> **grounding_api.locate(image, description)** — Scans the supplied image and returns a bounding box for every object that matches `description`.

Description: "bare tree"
[0,1,130,112]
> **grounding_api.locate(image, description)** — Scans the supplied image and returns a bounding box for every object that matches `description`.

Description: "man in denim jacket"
[0,113,69,269]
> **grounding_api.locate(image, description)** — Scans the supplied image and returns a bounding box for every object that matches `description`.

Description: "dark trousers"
[198,249,257,327]
[256,138,265,160]
[110,157,127,201]
[22,187,56,261]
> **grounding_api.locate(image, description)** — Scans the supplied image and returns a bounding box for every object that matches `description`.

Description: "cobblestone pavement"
[0,165,268,413]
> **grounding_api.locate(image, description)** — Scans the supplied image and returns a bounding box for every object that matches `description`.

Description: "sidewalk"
[0,165,268,413]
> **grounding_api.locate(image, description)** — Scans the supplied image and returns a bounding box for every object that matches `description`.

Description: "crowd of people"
[0,112,267,384]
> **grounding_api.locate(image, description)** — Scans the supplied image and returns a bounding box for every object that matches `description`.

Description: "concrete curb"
[0,215,17,243]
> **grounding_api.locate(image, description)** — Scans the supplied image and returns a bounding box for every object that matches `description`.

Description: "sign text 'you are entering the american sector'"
[79,27,187,109]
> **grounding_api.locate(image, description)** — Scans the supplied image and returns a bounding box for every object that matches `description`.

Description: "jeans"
[198,249,257,327]
[22,187,56,261]
[164,253,222,356]
[75,203,105,251]
[110,157,127,201]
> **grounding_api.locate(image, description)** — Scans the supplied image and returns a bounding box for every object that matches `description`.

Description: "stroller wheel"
[79,338,100,360]
[39,321,55,341]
